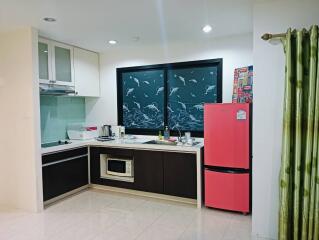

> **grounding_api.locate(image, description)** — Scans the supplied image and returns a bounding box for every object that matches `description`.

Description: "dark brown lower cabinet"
[42,148,89,202]
[90,147,135,189]
[163,152,197,199]
[89,147,197,199]
[134,150,163,193]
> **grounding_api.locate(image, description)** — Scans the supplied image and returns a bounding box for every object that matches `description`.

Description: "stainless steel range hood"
[39,83,76,96]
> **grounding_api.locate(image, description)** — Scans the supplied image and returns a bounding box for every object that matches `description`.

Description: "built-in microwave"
[100,154,134,182]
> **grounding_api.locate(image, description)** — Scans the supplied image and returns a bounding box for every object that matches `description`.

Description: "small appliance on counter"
[101,125,125,138]
[101,125,112,137]
[67,123,98,140]
[204,103,251,214]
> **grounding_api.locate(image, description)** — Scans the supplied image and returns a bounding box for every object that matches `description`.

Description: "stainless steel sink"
[143,140,178,146]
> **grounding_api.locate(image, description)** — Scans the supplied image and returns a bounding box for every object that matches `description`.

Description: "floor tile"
[0,190,252,240]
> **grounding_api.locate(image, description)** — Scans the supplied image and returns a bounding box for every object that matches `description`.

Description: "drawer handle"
[42,154,88,167]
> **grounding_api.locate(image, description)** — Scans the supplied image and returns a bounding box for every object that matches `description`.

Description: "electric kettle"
[101,125,112,137]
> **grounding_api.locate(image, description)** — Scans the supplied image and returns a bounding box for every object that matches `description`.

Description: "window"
[121,69,164,130]
[117,59,222,136]
[167,66,219,131]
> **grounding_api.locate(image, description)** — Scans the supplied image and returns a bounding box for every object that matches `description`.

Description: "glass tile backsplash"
[40,96,86,143]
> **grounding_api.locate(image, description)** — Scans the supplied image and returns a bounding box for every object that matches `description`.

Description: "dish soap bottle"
[158,131,163,140]
[164,126,170,140]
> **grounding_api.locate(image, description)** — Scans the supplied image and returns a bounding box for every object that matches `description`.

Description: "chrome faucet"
[175,126,182,143]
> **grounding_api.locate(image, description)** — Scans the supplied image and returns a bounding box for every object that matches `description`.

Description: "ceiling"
[0,0,253,52]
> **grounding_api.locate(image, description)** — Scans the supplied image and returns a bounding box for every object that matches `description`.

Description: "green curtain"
[279,25,319,240]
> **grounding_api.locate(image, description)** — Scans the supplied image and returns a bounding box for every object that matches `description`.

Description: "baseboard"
[90,184,197,205]
[44,185,89,207]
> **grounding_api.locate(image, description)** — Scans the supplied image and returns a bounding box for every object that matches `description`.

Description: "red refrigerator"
[204,103,251,214]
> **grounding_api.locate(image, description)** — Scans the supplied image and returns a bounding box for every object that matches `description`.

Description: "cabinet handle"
[42,154,88,167]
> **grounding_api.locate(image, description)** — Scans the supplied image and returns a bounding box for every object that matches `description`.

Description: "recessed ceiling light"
[108,40,117,45]
[132,36,140,42]
[43,17,56,22]
[202,25,212,33]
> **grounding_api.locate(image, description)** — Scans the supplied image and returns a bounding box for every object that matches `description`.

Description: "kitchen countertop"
[41,135,204,155]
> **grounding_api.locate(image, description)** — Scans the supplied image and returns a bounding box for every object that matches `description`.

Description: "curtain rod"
[261,31,319,41]
[261,33,286,41]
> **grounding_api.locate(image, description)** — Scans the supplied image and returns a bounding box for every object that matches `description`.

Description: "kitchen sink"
[143,140,178,146]
[143,140,201,146]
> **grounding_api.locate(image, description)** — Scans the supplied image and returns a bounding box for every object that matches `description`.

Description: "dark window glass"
[122,70,164,129]
[167,66,218,131]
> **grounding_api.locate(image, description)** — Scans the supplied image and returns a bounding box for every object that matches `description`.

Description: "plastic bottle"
[164,126,170,140]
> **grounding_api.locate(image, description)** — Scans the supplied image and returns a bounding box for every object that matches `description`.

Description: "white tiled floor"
[0,190,253,240]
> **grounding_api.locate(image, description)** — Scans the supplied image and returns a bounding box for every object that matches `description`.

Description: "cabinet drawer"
[42,147,88,165]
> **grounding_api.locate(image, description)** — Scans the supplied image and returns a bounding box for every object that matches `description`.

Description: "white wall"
[0,27,42,212]
[86,33,253,126]
[252,0,319,239]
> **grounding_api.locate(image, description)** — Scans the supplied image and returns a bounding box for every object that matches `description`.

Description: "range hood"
[39,83,76,96]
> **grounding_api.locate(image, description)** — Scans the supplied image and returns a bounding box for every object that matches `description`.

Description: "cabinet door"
[42,155,88,201]
[74,47,100,97]
[134,150,163,194]
[205,170,250,213]
[52,42,74,86]
[163,152,197,199]
[38,38,52,83]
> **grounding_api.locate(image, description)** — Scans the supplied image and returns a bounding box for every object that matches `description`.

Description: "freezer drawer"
[204,169,249,213]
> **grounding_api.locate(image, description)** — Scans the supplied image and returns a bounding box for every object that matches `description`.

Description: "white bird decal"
[205,85,215,95]
[193,104,204,111]
[190,93,196,98]
[189,79,197,83]
[143,114,150,120]
[143,81,150,85]
[156,87,164,95]
[131,121,138,126]
[169,87,179,96]
[144,93,149,98]
[134,77,140,87]
[144,104,160,112]
[189,114,200,122]
[123,104,130,112]
[178,101,187,110]
[167,106,174,113]
[126,88,134,96]
[178,76,186,86]
[133,101,141,109]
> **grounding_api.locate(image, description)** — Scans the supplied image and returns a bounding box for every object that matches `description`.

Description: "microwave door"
[107,160,126,176]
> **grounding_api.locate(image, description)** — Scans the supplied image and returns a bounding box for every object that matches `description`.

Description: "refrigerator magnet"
[236,110,247,120]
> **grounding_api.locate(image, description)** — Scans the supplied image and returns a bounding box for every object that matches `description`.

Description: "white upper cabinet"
[52,42,74,86]
[73,47,100,97]
[38,37,74,86]
[38,37,100,97]
[38,38,52,83]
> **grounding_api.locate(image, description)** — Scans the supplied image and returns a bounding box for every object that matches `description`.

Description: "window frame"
[117,58,223,137]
